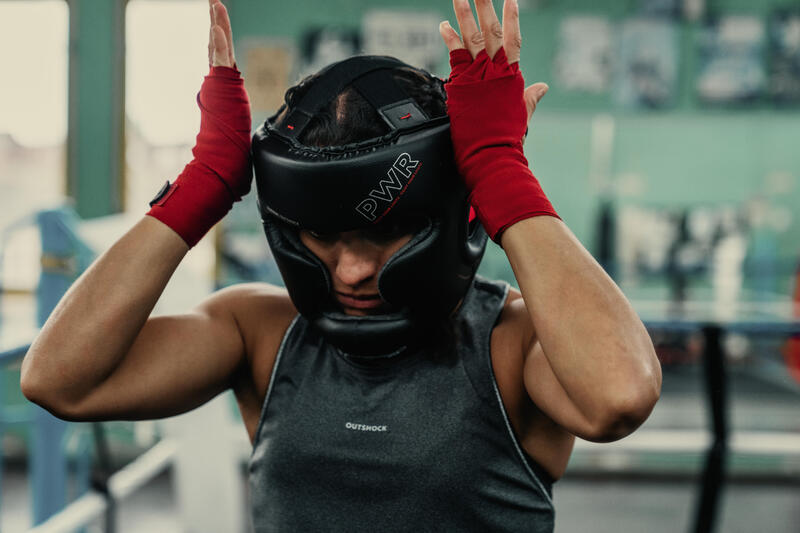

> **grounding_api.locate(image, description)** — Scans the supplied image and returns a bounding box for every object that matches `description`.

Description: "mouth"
[335,292,386,313]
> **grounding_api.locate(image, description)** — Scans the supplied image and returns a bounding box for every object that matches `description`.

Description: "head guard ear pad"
[262,219,329,315]
[378,188,487,319]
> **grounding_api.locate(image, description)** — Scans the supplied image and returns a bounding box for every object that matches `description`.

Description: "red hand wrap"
[147,66,252,247]
[445,47,558,242]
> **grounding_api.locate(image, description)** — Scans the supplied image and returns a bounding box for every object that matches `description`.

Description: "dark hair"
[282,66,448,147]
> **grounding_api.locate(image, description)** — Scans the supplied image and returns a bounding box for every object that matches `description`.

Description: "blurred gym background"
[1,0,799,531]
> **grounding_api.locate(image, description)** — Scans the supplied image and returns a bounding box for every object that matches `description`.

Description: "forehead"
[298,227,415,258]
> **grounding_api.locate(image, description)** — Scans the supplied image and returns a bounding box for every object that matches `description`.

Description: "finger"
[213,2,236,65]
[452,0,482,58]
[211,25,233,67]
[208,1,217,65]
[439,20,466,52]
[474,0,503,59]
[502,0,522,64]
[524,82,548,122]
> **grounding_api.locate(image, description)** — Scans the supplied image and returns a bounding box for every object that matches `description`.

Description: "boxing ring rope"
[641,312,800,533]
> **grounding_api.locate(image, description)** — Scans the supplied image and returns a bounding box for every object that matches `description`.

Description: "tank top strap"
[456,275,511,403]
[250,313,316,448]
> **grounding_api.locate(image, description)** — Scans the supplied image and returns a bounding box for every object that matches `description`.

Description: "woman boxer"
[21,1,661,531]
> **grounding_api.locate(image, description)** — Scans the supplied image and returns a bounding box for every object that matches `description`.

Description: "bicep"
[66,303,245,421]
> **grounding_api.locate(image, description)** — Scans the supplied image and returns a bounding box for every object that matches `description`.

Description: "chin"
[339,302,395,317]
[343,308,370,317]
[342,306,386,317]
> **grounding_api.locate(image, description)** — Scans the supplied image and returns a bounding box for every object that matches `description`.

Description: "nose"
[334,241,381,288]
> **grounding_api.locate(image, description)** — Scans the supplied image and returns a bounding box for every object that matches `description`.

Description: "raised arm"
[21,0,253,421]
[440,0,661,442]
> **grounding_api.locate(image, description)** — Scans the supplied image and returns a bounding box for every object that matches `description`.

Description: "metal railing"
[0,207,96,527]
[27,439,178,533]
[1,206,242,533]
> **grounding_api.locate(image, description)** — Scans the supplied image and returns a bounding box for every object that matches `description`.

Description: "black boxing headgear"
[252,55,487,357]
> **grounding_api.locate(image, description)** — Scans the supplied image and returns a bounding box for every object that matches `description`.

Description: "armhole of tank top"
[250,314,301,450]
[487,370,555,509]
[484,283,555,510]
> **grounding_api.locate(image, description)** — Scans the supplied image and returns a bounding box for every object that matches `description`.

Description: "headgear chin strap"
[252,55,487,357]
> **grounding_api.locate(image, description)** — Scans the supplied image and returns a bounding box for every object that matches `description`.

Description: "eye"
[362,218,424,244]
[305,230,340,244]
[363,223,403,243]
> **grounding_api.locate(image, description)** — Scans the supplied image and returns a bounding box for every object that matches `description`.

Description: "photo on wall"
[696,16,766,104]
[299,26,361,78]
[637,0,682,19]
[243,43,294,115]
[614,18,678,109]
[362,9,444,74]
[553,16,612,94]
[768,10,800,104]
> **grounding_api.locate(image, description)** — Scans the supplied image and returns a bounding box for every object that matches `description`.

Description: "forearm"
[21,217,188,406]
[502,216,661,436]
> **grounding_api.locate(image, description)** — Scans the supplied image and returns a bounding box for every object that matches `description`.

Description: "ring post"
[692,325,728,533]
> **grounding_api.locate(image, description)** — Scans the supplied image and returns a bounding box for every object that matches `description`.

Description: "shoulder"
[201,283,299,440]
[198,282,298,364]
[200,282,295,319]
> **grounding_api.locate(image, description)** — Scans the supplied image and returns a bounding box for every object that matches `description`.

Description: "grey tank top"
[248,276,555,532]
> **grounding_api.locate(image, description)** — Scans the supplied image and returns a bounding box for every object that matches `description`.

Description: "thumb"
[524,83,548,122]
